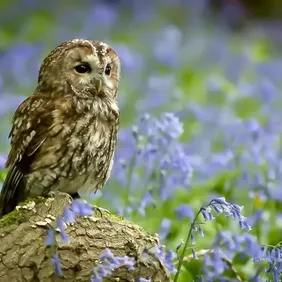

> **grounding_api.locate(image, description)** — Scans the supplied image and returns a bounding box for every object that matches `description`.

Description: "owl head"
[37,39,121,99]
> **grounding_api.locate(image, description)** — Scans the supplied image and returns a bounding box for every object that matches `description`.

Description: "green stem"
[174,209,202,282]
[125,150,137,205]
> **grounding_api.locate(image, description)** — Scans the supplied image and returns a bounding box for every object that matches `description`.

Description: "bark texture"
[0,193,172,282]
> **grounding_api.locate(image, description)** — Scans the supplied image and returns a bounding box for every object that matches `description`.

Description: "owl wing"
[0,95,54,216]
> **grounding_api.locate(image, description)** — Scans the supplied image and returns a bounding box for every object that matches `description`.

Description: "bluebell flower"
[198,225,204,237]
[150,245,177,274]
[0,43,40,88]
[204,249,227,278]
[91,4,118,29]
[63,207,76,224]
[259,79,278,104]
[206,197,252,231]
[206,75,224,93]
[92,264,111,279]
[0,154,7,170]
[210,231,282,280]
[175,204,194,221]
[137,278,151,282]
[116,256,135,271]
[57,216,65,230]
[164,250,177,274]
[191,248,198,260]
[0,94,26,118]
[176,240,184,252]
[157,112,184,140]
[114,44,143,73]
[45,228,54,247]
[91,248,136,280]
[260,246,282,280]
[57,216,69,243]
[100,248,120,269]
[152,25,182,66]
[214,232,262,259]
[175,197,252,281]
[200,206,215,222]
[59,230,69,243]
[52,253,62,276]
[97,263,110,276]
[191,233,195,245]
[138,191,153,216]
[90,276,102,282]
[159,218,171,241]
[110,112,193,213]
[71,199,93,216]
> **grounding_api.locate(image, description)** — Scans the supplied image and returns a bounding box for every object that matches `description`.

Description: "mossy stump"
[0,192,171,282]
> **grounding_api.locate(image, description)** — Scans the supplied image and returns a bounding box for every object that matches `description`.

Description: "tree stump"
[0,193,172,282]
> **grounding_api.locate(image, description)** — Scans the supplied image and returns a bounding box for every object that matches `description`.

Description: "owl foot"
[93,205,110,217]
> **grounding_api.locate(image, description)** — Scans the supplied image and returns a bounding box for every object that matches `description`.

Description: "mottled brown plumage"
[0,39,120,217]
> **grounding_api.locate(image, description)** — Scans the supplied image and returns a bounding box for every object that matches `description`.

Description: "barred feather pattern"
[24,95,119,197]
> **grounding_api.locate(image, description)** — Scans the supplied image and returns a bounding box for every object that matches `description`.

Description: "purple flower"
[91,248,136,281]
[63,207,76,223]
[198,225,204,237]
[0,154,7,170]
[71,199,93,216]
[206,75,224,93]
[200,206,215,222]
[100,248,116,261]
[57,216,65,231]
[90,3,118,29]
[116,256,135,271]
[0,94,26,118]
[176,240,184,252]
[57,216,69,243]
[164,250,177,273]
[175,197,252,281]
[204,249,226,278]
[46,201,91,251]
[59,230,69,243]
[91,265,111,281]
[207,197,252,231]
[259,79,278,103]
[192,248,198,260]
[175,204,194,221]
[52,253,62,276]
[152,25,182,66]
[114,44,143,73]
[159,218,171,241]
[138,191,153,216]
[45,228,54,246]
[150,245,177,274]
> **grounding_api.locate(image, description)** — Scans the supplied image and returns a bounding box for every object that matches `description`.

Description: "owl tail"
[0,165,27,217]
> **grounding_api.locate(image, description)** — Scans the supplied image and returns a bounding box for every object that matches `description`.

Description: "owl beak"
[94,78,102,93]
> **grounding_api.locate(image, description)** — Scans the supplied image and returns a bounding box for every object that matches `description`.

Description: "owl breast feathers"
[0,39,120,217]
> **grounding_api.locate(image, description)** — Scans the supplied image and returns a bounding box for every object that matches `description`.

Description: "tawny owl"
[0,39,120,217]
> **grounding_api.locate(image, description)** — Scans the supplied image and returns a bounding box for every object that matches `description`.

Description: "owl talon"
[93,205,110,217]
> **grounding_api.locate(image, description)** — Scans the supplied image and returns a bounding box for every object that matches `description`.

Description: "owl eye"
[75,63,91,74]
[105,64,111,75]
